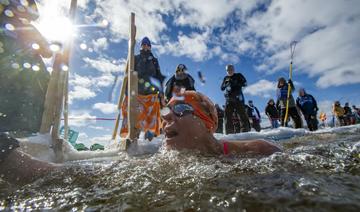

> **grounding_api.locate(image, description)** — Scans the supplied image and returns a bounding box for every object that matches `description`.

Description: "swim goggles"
[161,103,194,117]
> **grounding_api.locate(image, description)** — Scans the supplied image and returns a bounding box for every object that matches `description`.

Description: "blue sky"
[35,0,360,145]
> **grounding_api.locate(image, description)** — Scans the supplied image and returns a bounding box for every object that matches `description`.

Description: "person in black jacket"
[343,102,354,125]
[276,77,302,128]
[296,88,318,131]
[246,100,261,132]
[265,99,280,128]
[221,64,250,134]
[215,104,224,133]
[135,37,165,97]
[164,64,195,102]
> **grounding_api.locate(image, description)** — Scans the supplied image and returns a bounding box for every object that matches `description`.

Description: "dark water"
[1,129,360,211]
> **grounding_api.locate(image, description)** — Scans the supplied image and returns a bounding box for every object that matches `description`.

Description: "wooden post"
[40,54,62,133]
[112,61,128,140]
[127,13,138,141]
[62,0,78,140]
[39,0,78,162]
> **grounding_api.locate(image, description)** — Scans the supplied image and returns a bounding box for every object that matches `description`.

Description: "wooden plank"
[127,13,138,141]
[111,61,128,140]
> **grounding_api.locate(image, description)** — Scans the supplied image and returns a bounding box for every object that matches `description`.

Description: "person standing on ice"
[296,88,319,131]
[332,101,346,126]
[221,64,250,134]
[246,100,261,132]
[164,64,195,102]
[276,77,302,128]
[120,37,165,141]
[344,102,355,125]
[265,99,280,129]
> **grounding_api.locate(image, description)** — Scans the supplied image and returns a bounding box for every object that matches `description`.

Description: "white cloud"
[83,57,124,73]
[246,0,360,88]
[75,0,360,89]
[69,85,96,101]
[158,32,210,61]
[244,79,276,98]
[68,111,97,127]
[92,37,109,51]
[93,102,117,114]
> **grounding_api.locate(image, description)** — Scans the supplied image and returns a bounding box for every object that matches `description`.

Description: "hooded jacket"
[164,73,195,101]
[296,90,318,116]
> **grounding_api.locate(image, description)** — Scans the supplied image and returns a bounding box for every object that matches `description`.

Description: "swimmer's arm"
[0,149,56,184]
[227,140,282,156]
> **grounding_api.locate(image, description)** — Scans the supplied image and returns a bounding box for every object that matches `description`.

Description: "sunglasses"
[161,103,194,117]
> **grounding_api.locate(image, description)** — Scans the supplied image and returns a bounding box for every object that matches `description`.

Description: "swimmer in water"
[161,91,281,156]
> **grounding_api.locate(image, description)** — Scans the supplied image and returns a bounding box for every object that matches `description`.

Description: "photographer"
[220,65,250,134]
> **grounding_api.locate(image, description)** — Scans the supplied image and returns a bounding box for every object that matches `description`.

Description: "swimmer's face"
[161,107,209,151]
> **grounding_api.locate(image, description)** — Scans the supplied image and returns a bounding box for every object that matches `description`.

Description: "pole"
[63,0,78,140]
[112,61,128,140]
[127,13,138,141]
[283,41,297,127]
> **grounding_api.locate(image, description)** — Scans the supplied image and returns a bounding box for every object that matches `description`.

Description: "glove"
[287,79,293,84]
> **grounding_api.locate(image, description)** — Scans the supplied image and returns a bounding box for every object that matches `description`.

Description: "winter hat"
[168,91,218,133]
[140,37,151,47]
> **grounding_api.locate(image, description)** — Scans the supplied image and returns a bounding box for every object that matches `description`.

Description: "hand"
[160,96,166,107]
[287,79,293,84]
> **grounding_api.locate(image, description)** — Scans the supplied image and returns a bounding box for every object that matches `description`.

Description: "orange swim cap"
[168,91,218,133]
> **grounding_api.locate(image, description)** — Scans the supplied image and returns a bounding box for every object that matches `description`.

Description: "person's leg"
[289,107,302,128]
[303,114,312,131]
[224,101,235,134]
[280,108,287,127]
[253,119,261,132]
[234,100,250,132]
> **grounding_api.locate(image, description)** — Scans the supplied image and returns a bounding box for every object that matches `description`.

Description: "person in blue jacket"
[276,77,302,128]
[296,88,319,131]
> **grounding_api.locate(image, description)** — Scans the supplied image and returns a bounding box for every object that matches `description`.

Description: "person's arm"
[164,77,174,102]
[255,107,261,119]
[265,106,270,117]
[288,79,295,91]
[0,149,56,185]
[226,139,281,156]
[311,95,318,111]
[188,75,196,91]
[235,73,247,87]
[153,57,166,92]
[221,77,229,91]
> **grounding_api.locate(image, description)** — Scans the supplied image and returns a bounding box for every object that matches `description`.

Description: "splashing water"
[1,127,360,211]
